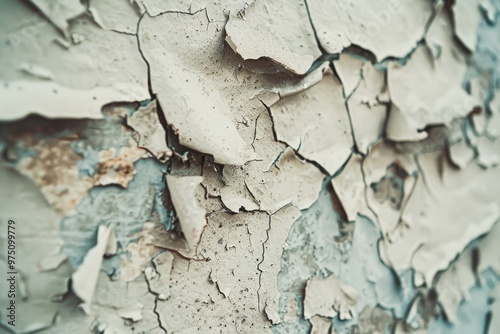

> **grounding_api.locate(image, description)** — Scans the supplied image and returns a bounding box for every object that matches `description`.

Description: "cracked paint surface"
[0,0,500,333]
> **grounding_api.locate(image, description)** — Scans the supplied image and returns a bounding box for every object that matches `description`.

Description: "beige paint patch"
[0,80,147,121]
[307,0,433,61]
[387,10,480,140]
[91,272,159,333]
[452,0,482,51]
[245,148,325,213]
[117,302,144,322]
[270,72,353,175]
[166,175,207,250]
[127,100,172,163]
[309,315,333,334]
[155,211,274,333]
[304,274,359,320]
[225,0,317,75]
[220,165,261,212]
[215,110,286,213]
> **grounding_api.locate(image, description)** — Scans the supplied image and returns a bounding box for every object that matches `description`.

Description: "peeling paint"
[1,0,500,332]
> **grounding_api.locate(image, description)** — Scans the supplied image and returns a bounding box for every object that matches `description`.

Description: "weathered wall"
[0,0,499,333]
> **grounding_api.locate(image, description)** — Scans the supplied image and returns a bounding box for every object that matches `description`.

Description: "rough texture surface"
[0,0,499,333]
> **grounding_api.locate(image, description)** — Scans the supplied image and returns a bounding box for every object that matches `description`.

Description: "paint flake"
[307,0,433,61]
[245,148,325,212]
[453,0,482,51]
[303,274,359,320]
[127,100,172,163]
[166,175,207,250]
[72,224,114,306]
[387,10,480,140]
[269,72,353,175]
[225,0,318,75]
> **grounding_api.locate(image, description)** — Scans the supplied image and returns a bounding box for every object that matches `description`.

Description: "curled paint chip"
[127,100,172,163]
[307,0,433,61]
[0,80,148,121]
[225,1,315,75]
[166,175,207,250]
[72,225,114,306]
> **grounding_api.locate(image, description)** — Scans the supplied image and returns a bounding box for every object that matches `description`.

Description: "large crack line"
[256,214,272,313]
[143,270,168,333]
[303,0,328,55]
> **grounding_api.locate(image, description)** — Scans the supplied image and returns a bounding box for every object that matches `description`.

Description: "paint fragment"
[270,72,352,175]
[304,274,359,320]
[307,0,433,60]
[0,80,147,121]
[166,175,207,250]
[453,0,482,51]
[72,225,114,306]
[225,1,317,75]
[127,100,172,163]
[29,0,86,33]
